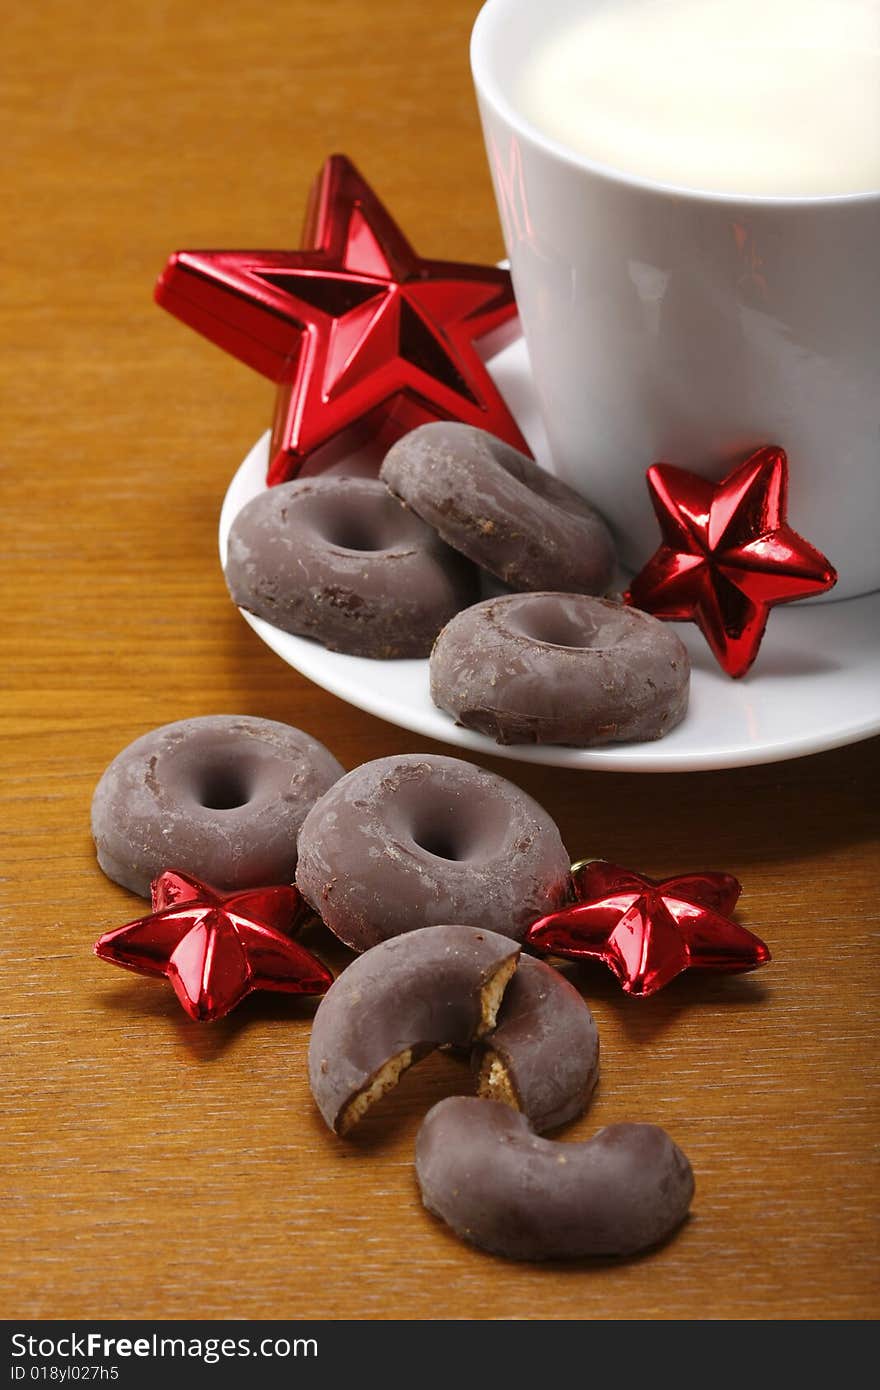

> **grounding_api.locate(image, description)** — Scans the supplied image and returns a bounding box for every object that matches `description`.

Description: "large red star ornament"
[155,154,528,484]
[94,870,332,1022]
[626,446,837,677]
[526,860,770,998]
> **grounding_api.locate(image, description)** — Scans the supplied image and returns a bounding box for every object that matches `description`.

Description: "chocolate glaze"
[430,592,690,746]
[91,715,344,897]
[225,476,478,658]
[381,422,615,594]
[474,955,599,1132]
[416,1097,695,1261]
[296,753,571,950]
[308,926,520,1134]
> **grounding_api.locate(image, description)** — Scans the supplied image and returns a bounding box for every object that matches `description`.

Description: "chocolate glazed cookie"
[381,421,616,594]
[225,476,478,657]
[431,592,690,746]
[91,715,344,897]
[416,1098,695,1261]
[308,925,520,1135]
[296,753,571,950]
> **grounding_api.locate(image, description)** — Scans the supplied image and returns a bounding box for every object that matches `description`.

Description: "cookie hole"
[322,518,387,552]
[198,769,251,810]
[409,797,508,862]
[411,826,466,861]
[390,777,513,863]
[507,596,602,650]
[295,488,427,553]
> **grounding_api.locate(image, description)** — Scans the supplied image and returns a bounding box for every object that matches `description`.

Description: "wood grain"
[2,0,878,1321]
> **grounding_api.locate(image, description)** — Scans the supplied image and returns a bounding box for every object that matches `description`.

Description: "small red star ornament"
[626,446,837,677]
[94,870,332,1022]
[155,154,528,484]
[526,860,770,998]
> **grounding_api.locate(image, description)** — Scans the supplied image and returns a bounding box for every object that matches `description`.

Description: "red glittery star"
[155,154,528,484]
[526,860,770,998]
[626,446,837,677]
[94,870,332,1021]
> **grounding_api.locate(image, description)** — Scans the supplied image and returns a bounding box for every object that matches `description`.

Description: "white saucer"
[218,334,880,772]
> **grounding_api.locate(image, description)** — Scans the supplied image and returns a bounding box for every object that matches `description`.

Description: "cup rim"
[470,0,880,210]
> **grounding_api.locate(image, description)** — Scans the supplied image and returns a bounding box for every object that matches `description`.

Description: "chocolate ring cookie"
[91,715,344,897]
[225,476,478,658]
[430,592,690,746]
[474,955,599,1132]
[380,422,615,594]
[308,925,520,1135]
[296,753,571,950]
[416,1097,694,1261]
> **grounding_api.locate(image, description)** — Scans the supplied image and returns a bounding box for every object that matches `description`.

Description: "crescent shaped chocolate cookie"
[416,1098,694,1261]
[381,422,616,594]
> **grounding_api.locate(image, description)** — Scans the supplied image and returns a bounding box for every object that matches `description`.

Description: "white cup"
[471,0,880,601]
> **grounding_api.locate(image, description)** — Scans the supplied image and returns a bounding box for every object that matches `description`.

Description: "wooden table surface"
[3,0,878,1322]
